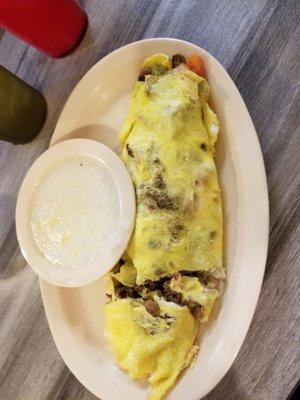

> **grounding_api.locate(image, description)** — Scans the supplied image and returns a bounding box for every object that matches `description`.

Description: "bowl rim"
[16,138,136,287]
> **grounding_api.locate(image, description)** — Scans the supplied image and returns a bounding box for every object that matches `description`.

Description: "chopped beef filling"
[144,298,161,317]
[153,172,166,189]
[169,221,186,241]
[111,258,125,274]
[112,263,121,274]
[181,270,219,289]
[115,285,136,299]
[138,67,151,81]
[172,53,186,68]
[196,271,218,289]
[139,184,179,211]
[135,279,157,293]
[112,270,219,318]
[126,143,134,158]
[162,280,183,304]
[190,304,204,319]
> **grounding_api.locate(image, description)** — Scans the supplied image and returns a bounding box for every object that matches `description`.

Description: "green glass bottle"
[0,66,47,144]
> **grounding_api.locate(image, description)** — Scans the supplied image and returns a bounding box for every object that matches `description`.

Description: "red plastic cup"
[0,0,87,57]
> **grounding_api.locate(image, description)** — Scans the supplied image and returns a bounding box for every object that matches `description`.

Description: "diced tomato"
[186,54,206,77]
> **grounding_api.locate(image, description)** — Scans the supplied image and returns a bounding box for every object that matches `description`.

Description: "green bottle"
[0,66,47,144]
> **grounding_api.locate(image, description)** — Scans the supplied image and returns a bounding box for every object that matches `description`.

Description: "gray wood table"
[0,1,299,399]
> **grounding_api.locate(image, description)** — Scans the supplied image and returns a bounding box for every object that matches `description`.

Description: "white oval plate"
[40,38,269,400]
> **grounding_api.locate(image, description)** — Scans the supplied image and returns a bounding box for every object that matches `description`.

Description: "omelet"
[105,297,198,400]
[104,53,224,400]
[119,59,222,285]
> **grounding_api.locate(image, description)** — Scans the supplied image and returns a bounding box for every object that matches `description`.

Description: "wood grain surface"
[0,1,299,399]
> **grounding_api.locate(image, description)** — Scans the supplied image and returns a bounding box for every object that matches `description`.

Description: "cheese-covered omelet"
[105,298,198,400]
[104,53,224,400]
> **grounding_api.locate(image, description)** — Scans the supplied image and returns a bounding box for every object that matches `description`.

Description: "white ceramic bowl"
[16,138,135,287]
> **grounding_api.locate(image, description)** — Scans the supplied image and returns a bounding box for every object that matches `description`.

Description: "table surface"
[0,1,299,399]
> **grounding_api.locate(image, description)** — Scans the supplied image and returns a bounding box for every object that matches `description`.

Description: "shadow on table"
[0,193,27,280]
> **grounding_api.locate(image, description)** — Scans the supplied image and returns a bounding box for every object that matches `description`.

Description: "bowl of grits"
[16,138,135,287]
